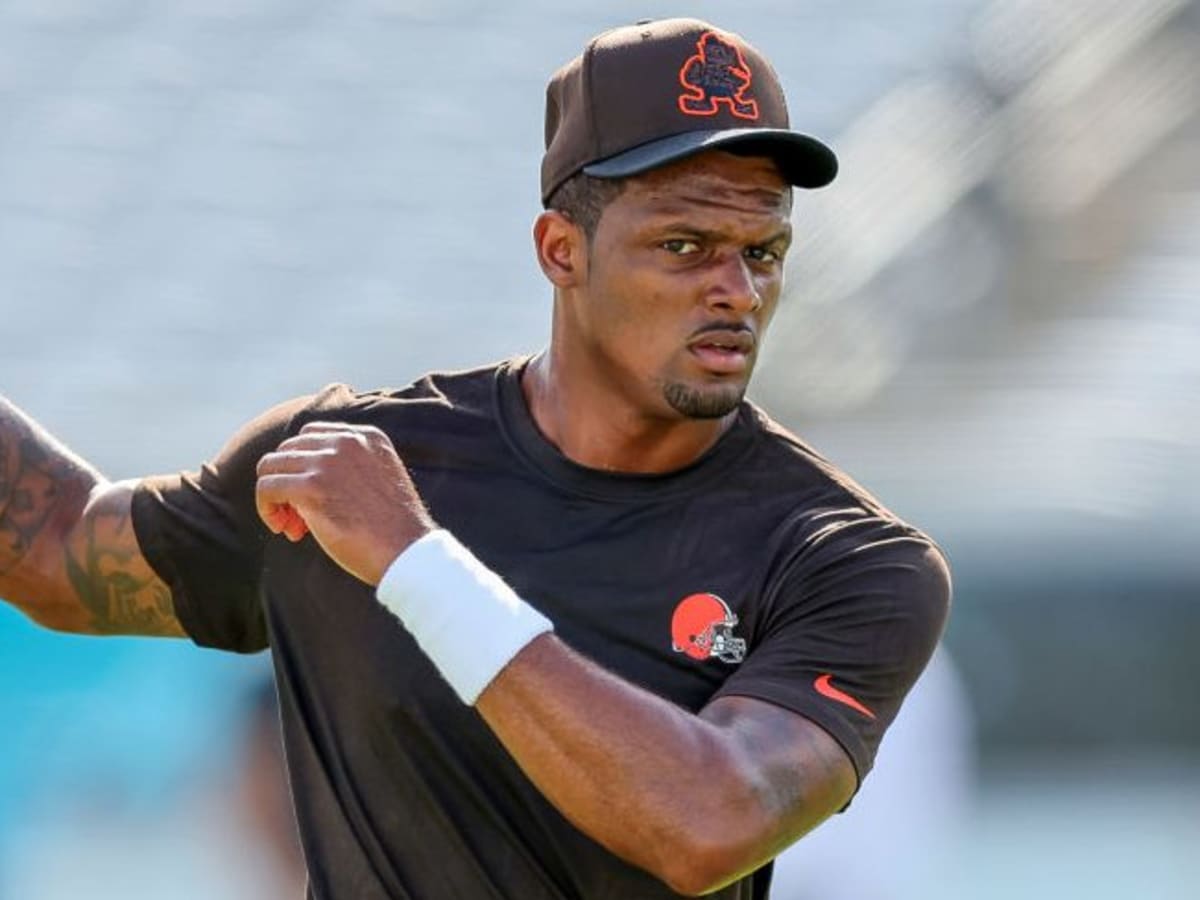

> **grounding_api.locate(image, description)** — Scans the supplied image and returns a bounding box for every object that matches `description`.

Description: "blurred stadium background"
[1,1,1197,897]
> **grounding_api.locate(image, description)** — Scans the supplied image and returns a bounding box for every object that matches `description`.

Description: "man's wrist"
[369,518,435,586]
[375,529,553,704]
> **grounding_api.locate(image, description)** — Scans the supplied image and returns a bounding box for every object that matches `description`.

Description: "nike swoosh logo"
[814,674,876,720]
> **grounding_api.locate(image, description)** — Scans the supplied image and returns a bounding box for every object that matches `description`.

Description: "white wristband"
[375,529,553,705]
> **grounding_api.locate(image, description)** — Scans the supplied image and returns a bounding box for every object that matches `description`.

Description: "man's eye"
[745,246,781,263]
[662,239,701,255]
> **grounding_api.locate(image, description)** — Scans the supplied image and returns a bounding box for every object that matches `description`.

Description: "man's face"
[573,151,792,421]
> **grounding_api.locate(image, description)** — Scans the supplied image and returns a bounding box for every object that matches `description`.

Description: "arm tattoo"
[1,397,182,636]
[63,501,182,636]
[0,410,84,576]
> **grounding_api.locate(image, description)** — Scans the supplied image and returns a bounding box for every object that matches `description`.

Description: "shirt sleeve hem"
[710,685,871,794]
[130,477,226,650]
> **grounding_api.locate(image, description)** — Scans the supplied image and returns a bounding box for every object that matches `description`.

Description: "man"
[0,17,949,900]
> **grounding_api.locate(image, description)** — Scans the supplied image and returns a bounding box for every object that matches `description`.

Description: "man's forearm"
[0,397,183,636]
[476,635,855,896]
[0,396,104,626]
[477,636,758,893]
[0,398,174,638]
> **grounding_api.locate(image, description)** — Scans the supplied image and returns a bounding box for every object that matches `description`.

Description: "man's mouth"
[687,329,755,374]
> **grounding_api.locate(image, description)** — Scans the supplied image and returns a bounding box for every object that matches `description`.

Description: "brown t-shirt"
[132,358,950,900]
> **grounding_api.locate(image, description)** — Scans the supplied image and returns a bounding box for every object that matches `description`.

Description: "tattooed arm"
[0,396,184,637]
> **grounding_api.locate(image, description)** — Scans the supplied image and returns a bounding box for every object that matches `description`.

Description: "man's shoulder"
[741,403,943,561]
[743,404,892,515]
[292,358,518,430]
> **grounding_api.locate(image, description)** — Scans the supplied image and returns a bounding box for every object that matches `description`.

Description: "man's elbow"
[655,816,775,897]
[3,551,94,633]
[661,858,732,896]
[653,780,837,894]
[11,592,91,634]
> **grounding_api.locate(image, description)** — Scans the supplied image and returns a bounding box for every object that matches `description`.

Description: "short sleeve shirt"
[132,358,950,900]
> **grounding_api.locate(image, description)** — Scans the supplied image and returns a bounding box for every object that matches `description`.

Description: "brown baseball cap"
[541,17,838,204]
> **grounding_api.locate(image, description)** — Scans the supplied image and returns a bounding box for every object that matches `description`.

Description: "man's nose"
[705,253,761,314]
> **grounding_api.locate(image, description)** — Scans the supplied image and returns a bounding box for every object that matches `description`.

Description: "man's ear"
[533,210,587,289]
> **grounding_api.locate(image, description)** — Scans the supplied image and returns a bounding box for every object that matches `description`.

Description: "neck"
[520,348,737,475]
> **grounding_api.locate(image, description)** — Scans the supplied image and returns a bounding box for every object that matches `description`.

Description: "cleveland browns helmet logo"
[671,593,746,664]
[677,31,760,120]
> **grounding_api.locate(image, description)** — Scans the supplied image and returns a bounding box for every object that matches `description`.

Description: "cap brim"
[582,128,838,188]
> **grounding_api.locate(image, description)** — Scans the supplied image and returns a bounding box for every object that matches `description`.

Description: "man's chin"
[662,380,746,419]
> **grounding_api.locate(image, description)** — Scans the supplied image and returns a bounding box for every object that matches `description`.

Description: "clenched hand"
[255,422,434,585]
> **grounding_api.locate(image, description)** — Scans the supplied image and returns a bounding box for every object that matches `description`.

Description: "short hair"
[544,171,626,242]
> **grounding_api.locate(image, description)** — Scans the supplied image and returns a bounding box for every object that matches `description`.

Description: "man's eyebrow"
[645,223,793,246]
[756,227,793,247]
[649,222,721,240]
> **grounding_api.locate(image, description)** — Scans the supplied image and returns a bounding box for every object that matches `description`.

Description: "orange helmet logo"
[671,593,746,664]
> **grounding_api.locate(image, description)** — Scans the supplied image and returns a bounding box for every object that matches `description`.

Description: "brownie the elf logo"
[677,31,760,120]
[670,593,746,664]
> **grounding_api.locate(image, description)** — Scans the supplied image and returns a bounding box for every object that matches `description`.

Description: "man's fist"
[255,422,434,585]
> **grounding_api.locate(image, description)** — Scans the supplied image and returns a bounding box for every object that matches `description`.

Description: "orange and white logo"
[671,593,746,664]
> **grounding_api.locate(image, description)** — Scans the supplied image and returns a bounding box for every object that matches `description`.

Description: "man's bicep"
[701,695,857,857]
[61,479,185,637]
